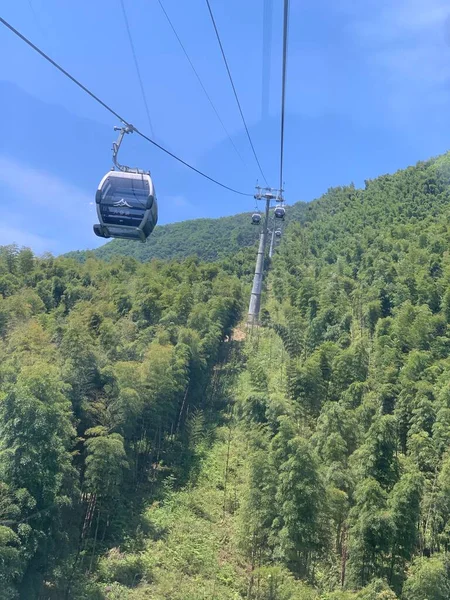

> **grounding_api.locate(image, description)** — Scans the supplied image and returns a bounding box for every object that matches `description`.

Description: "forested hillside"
[242,152,450,598]
[67,203,307,263]
[3,152,450,599]
[0,247,246,598]
[80,152,450,600]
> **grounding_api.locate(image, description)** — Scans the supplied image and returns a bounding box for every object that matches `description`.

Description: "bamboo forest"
[2,153,450,598]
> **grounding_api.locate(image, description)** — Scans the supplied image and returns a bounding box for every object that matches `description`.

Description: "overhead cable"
[27,0,41,31]
[204,0,269,186]
[261,0,273,120]
[157,0,246,166]
[119,0,155,137]
[0,16,253,197]
[279,0,290,193]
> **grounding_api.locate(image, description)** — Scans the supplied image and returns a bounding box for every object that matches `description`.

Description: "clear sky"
[1,0,450,254]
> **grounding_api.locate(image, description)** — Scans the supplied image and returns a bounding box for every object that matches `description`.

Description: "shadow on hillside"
[168,338,246,490]
[87,338,246,556]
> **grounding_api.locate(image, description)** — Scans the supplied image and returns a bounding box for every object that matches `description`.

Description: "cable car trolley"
[274,206,285,220]
[94,125,158,243]
[273,189,286,221]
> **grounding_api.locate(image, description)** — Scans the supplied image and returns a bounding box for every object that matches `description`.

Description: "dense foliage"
[238,152,450,598]
[0,246,244,598]
[98,151,450,599]
[4,151,450,599]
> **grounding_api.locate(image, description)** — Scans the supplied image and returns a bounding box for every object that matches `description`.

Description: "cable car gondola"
[252,213,261,225]
[275,229,282,238]
[94,125,158,243]
[274,206,285,220]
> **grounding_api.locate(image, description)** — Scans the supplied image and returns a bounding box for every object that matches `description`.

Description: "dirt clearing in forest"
[231,326,246,341]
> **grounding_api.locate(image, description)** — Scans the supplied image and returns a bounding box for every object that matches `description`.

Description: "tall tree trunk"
[176,383,190,434]
[89,508,101,573]
[341,525,348,587]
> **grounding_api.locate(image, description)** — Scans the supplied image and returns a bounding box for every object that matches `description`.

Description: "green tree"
[402,556,450,600]
[387,469,423,590]
[270,420,328,577]
[0,364,77,595]
[347,478,393,587]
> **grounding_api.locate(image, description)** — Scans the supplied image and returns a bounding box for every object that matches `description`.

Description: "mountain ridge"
[65,150,450,264]
[65,202,308,262]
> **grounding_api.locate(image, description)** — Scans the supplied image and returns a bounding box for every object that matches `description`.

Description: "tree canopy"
[4,151,450,597]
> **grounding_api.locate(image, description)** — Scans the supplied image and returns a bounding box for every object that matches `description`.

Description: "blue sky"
[1,0,450,254]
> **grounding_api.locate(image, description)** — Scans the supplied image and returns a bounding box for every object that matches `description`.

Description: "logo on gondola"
[113,199,132,208]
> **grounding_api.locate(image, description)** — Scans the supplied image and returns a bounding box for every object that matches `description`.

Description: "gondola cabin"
[275,229,282,238]
[252,213,262,225]
[94,170,158,242]
[274,206,285,220]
